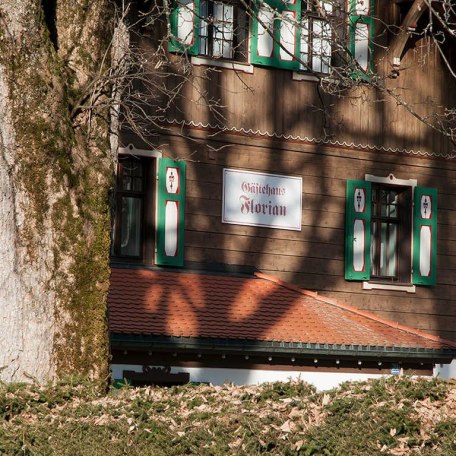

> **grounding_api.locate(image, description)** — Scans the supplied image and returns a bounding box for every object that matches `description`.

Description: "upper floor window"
[199,0,248,61]
[169,0,248,63]
[300,0,333,74]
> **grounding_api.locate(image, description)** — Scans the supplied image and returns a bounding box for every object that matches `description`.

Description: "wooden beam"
[389,0,428,63]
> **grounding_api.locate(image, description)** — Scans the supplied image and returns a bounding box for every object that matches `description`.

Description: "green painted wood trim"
[348,0,375,79]
[250,0,301,70]
[413,187,437,286]
[156,158,186,267]
[169,0,200,55]
[345,179,371,281]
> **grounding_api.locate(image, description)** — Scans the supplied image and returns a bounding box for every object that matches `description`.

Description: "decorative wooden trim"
[191,56,254,73]
[365,173,417,187]
[156,117,456,160]
[389,0,428,64]
[362,281,416,293]
[118,143,163,159]
[123,367,189,385]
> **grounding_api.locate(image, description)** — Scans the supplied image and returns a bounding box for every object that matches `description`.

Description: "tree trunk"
[0,0,114,383]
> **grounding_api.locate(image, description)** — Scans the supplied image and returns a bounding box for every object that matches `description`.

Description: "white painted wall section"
[112,364,388,391]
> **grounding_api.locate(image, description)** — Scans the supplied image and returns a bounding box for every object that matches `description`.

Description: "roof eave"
[110,333,456,363]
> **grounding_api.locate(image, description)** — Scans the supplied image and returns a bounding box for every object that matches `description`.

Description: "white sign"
[222,168,302,231]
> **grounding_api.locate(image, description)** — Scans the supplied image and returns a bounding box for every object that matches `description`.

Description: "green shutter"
[156,158,186,267]
[250,0,301,70]
[412,187,437,286]
[347,0,374,78]
[345,180,371,280]
[169,0,200,54]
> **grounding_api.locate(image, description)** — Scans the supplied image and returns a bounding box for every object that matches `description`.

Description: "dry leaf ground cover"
[0,376,455,455]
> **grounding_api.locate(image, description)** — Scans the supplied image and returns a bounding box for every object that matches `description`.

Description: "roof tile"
[108,268,456,351]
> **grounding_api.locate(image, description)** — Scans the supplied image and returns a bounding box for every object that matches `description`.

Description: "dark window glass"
[370,184,412,283]
[111,156,155,264]
[120,196,142,256]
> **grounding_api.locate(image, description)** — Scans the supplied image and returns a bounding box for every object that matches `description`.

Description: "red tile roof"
[108,268,456,352]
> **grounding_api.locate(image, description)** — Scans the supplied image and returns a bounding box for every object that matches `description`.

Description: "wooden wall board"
[185,218,345,245]
[185,231,344,261]
[325,291,456,317]
[174,61,456,156]
[165,128,456,175]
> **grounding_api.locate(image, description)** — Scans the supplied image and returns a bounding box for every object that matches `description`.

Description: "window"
[300,0,333,74]
[199,0,248,61]
[112,156,155,264]
[169,0,248,62]
[345,177,437,287]
[111,152,187,267]
[249,0,345,73]
[370,184,412,283]
[170,0,375,75]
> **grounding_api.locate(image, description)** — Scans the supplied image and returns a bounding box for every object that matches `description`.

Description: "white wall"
[434,360,456,379]
[111,363,388,391]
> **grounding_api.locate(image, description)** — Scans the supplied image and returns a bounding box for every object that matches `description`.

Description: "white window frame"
[191,56,254,73]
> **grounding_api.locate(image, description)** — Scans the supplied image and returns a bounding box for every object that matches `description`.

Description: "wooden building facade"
[108,0,456,386]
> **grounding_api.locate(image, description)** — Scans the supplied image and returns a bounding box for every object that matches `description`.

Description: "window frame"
[111,156,147,261]
[369,183,412,284]
[198,0,249,62]
[344,174,438,293]
[170,0,250,64]
[363,174,416,291]
[111,146,162,267]
[299,0,335,75]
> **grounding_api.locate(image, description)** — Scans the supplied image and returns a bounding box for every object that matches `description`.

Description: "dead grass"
[0,376,455,455]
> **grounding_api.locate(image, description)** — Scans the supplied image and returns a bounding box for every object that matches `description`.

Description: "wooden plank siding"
[161,43,455,158]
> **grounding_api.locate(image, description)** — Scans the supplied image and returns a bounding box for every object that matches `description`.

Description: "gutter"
[110,334,456,363]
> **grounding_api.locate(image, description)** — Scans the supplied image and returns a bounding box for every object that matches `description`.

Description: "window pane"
[120,197,142,257]
[380,190,398,217]
[234,7,248,60]
[320,0,333,13]
[371,221,377,275]
[300,11,332,74]
[212,2,234,58]
[379,222,397,277]
[121,159,143,191]
[320,21,332,73]
[300,19,310,69]
[199,0,209,55]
